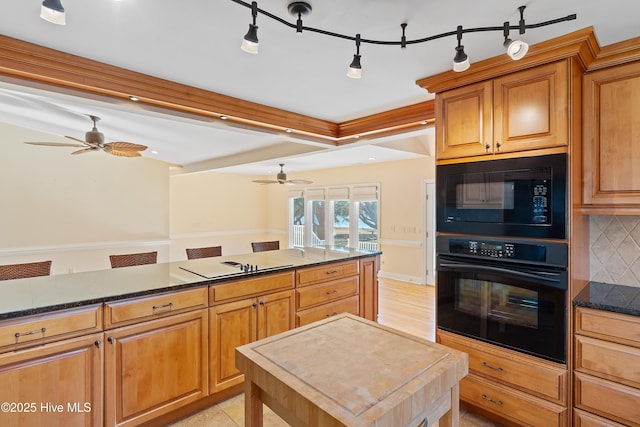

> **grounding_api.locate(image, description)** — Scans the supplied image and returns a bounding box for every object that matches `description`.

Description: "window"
[288,184,379,251]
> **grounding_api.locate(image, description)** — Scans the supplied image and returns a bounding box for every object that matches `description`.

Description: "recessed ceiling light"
[368,157,376,161]
[151,150,159,154]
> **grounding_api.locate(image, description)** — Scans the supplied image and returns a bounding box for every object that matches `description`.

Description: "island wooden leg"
[244,379,264,427]
[439,383,460,427]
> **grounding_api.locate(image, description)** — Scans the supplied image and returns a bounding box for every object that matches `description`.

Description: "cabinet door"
[436,80,493,159]
[493,61,568,153]
[359,256,379,321]
[0,333,103,427]
[257,290,294,340]
[209,298,256,393]
[104,310,208,427]
[583,61,640,206]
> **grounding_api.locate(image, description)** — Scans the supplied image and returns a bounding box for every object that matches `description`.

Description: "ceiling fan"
[252,163,313,185]
[24,115,148,157]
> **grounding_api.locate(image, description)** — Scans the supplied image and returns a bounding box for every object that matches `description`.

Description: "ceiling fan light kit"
[252,164,313,185]
[231,0,576,75]
[40,0,65,25]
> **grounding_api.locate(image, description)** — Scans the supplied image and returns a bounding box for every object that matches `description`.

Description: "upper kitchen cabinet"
[582,60,640,212]
[436,61,569,161]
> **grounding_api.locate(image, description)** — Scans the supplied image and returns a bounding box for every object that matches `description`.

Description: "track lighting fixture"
[40,0,65,25]
[503,6,529,60]
[347,34,362,79]
[452,26,470,72]
[240,1,259,54]
[288,2,312,33]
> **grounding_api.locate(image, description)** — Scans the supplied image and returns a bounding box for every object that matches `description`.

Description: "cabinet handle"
[482,394,503,406]
[481,361,503,372]
[496,141,501,150]
[259,301,265,306]
[94,340,101,348]
[107,337,114,344]
[326,312,338,318]
[326,290,338,295]
[152,302,174,311]
[325,270,338,275]
[485,143,491,151]
[15,327,46,339]
[252,303,258,308]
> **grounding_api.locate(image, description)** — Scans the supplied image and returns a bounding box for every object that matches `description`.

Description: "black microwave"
[436,154,567,239]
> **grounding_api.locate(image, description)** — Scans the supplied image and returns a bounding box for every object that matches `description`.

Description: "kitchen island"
[0,247,380,427]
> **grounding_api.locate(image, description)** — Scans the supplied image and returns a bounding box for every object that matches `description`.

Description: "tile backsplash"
[590,216,640,287]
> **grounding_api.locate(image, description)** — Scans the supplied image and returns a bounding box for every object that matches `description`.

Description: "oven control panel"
[448,238,546,262]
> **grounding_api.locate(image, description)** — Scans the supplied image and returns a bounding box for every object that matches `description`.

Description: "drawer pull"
[325,270,338,275]
[482,394,503,406]
[15,327,46,338]
[326,312,338,318]
[481,361,503,372]
[152,302,174,312]
[326,290,338,295]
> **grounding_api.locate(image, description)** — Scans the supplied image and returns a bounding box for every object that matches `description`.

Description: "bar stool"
[251,240,280,252]
[0,260,52,281]
[109,251,157,268]
[186,246,222,260]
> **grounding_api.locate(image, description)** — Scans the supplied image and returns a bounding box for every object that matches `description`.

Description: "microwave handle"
[438,262,562,284]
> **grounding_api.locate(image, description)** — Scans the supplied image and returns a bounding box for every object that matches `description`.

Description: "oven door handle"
[438,262,563,284]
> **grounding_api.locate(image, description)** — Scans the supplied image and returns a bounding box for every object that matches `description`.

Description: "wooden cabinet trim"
[295,276,359,310]
[0,304,103,353]
[575,307,640,347]
[574,334,640,389]
[296,260,359,286]
[574,371,640,425]
[210,271,294,304]
[295,295,359,327]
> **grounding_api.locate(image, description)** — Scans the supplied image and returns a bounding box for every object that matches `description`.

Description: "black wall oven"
[436,235,567,363]
[436,153,567,239]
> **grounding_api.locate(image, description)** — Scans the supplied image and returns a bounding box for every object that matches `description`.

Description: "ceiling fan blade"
[65,136,93,146]
[108,150,142,157]
[71,148,96,155]
[252,179,278,184]
[287,179,314,184]
[105,142,148,152]
[24,141,86,147]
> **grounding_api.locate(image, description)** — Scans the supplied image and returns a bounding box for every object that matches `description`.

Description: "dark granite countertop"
[573,281,640,317]
[0,247,380,321]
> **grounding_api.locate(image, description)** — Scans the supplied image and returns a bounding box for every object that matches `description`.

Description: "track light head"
[241,24,259,54]
[347,54,362,78]
[40,0,65,25]
[504,38,529,60]
[452,26,470,72]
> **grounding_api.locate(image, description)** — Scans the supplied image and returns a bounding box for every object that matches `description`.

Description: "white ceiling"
[1,0,638,175]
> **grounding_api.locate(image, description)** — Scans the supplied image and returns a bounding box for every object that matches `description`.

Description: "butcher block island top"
[236,313,469,427]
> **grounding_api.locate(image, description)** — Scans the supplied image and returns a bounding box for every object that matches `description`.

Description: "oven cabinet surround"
[438,329,568,427]
[103,287,209,427]
[209,272,295,393]
[435,60,569,161]
[0,305,104,427]
[573,307,640,426]
[582,60,640,213]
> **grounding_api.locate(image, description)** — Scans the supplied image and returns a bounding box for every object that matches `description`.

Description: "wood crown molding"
[0,34,434,145]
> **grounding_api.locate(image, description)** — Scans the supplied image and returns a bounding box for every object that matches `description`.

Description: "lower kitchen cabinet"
[209,289,294,393]
[0,332,103,427]
[438,328,568,426]
[104,309,208,427]
[574,307,640,426]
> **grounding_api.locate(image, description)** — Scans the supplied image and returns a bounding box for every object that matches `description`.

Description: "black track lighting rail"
[230,0,576,47]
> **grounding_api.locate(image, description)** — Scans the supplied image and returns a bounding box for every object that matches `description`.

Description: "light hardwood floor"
[169,278,502,427]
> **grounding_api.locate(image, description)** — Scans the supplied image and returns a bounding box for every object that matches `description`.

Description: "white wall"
[0,123,170,273]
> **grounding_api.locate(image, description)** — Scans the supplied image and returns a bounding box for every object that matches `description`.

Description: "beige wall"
[1,123,170,273]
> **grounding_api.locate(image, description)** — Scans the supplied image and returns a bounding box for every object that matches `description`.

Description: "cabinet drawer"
[438,329,567,404]
[575,335,640,388]
[296,261,358,286]
[461,373,567,427]
[0,304,103,352]
[210,272,294,303]
[574,408,627,427]
[296,296,359,327]
[574,372,640,426]
[105,287,208,328]
[575,307,640,347]
[296,276,359,310]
